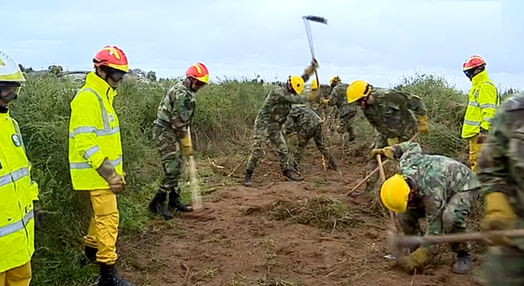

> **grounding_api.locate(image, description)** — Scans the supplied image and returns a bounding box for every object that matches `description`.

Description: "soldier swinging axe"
[302,15,328,87]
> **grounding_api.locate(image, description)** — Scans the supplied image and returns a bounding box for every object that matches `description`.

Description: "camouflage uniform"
[477,92,524,285]
[362,88,427,193]
[245,85,309,174]
[392,142,480,261]
[282,105,337,171]
[148,81,194,218]
[329,83,358,141]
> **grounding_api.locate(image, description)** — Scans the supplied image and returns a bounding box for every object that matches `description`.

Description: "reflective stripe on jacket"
[461,70,500,138]
[0,112,39,273]
[68,72,124,190]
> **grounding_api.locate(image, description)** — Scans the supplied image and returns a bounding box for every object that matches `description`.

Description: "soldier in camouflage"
[477,91,524,286]
[148,63,210,220]
[243,59,321,187]
[327,76,358,142]
[346,80,429,195]
[376,142,479,274]
[282,104,337,172]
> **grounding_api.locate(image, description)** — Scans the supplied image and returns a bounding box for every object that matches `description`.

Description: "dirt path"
[121,150,483,286]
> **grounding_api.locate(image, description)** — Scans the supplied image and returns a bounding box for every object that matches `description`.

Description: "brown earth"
[120,147,483,286]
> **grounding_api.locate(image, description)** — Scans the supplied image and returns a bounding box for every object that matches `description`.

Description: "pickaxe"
[302,15,328,88]
[387,229,524,257]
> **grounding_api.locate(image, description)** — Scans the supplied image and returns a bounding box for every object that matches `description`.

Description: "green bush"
[8,72,502,285]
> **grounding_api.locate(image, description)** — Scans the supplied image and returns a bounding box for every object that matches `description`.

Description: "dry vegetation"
[13,71,517,285]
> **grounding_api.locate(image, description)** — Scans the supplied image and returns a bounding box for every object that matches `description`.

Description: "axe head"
[303,15,328,25]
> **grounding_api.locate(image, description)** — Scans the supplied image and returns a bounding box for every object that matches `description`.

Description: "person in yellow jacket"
[461,55,500,173]
[0,51,44,286]
[68,46,133,286]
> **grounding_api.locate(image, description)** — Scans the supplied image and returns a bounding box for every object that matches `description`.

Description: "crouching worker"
[374,141,479,274]
[282,104,337,172]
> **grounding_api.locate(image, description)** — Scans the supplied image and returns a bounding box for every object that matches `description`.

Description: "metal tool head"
[303,15,328,25]
[386,229,401,257]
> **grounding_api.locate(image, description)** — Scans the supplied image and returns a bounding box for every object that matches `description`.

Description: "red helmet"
[463,55,486,71]
[93,46,129,73]
[186,63,209,83]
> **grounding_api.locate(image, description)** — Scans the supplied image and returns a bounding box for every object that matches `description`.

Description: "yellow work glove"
[370,147,395,160]
[181,135,195,157]
[481,192,517,246]
[387,137,399,146]
[320,98,330,105]
[418,115,429,134]
[307,89,321,102]
[304,59,319,76]
[397,247,432,272]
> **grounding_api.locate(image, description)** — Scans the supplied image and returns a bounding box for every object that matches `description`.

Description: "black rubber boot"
[81,246,98,266]
[452,252,472,274]
[243,169,254,187]
[283,168,304,182]
[347,127,356,142]
[168,191,193,212]
[148,191,174,220]
[98,263,134,286]
[328,158,338,171]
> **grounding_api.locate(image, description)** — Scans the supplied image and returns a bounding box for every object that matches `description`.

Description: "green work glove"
[397,247,432,272]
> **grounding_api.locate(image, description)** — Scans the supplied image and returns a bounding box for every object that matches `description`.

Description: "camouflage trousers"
[337,104,357,141]
[482,245,524,285]
[397,189,479,254]
[365,132,415,193]
[152,124,183,194]
[291,124,333,168]
[246,121,290,171]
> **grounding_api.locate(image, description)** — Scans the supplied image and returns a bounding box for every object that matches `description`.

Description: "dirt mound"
[121,147,482,286]
[244,196,364,231]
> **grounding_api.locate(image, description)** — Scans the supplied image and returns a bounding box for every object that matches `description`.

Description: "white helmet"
[0,51,25,83]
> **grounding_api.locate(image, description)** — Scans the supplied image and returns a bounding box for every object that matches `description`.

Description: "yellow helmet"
[289,75,305,94]
[329,75,341,86]
[380,174,411,213]
[347,80,372,103]
[311,79,319,90]
[0,51,25,83]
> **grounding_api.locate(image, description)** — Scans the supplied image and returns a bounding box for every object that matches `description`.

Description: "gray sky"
[4,0,522,90]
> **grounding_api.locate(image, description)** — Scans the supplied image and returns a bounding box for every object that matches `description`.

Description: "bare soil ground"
[120,147,483,286]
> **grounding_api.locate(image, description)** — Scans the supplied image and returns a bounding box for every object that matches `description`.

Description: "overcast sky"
[4,0,522,91]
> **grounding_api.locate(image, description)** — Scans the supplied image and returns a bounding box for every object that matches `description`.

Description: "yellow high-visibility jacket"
[0,111,39,273]
[461,70,500,138]
[68,72,124,190]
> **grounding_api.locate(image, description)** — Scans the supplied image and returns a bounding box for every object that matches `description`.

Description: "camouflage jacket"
[282,105,322,136]
[153,81,195,138]
[392,142,480,236]
[363,88,427,139]
[254,85,310,129]
[329,83,358,116]
[478,93,524,248]
[329,83,348,108]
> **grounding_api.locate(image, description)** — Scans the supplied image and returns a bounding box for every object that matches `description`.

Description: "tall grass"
[9,72,501,285]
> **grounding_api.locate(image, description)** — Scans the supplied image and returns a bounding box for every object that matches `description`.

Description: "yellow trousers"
[469,136,482,173]
[83,189,119,264]
[0,262,31,286]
